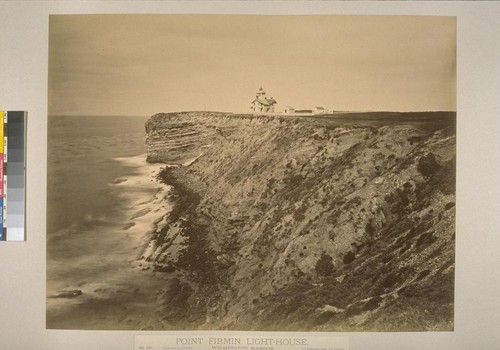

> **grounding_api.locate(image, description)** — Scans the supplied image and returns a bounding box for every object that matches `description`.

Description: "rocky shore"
[143,111,456,331]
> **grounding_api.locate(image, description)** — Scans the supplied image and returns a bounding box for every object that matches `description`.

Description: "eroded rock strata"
[143,111,455,331]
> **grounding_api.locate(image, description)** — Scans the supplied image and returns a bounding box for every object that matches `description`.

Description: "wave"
[47,153,175,321]
[112,154,173,246]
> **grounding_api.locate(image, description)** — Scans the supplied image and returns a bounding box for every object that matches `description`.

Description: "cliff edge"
[143,111,456,331]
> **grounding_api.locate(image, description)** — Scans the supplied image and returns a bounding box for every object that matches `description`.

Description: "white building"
[313,106,327,115]
[283,106,329,115]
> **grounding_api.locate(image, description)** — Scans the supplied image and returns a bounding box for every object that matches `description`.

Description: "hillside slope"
[143,111,455,331]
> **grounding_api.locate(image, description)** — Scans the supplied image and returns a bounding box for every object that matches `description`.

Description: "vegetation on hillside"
[145,112,456,331]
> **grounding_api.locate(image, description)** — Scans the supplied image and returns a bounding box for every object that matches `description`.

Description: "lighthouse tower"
[256,87,266,98]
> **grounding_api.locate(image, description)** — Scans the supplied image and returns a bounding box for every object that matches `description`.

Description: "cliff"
[143,111,456,331]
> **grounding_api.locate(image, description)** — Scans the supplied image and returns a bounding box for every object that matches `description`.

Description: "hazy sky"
[48,15,456,116]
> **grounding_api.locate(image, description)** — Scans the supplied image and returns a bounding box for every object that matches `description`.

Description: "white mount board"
[0,1,499,349]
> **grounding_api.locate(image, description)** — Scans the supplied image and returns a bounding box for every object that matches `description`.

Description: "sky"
[48,14,456,116]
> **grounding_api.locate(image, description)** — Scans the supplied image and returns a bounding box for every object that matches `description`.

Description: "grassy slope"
[147,112,456,331]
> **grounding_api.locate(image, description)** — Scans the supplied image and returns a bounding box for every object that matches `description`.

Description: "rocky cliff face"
[145,112,248,164]
[144,111,456,331]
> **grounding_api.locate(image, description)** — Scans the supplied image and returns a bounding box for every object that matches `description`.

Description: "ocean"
[47,115,173,330]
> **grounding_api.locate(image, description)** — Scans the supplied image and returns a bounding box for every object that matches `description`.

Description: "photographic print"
[47,14,456,331]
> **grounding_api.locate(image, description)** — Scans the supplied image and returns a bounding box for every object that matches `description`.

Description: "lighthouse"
[250,87,277,114]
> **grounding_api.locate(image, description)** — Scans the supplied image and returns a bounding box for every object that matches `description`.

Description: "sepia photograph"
[47,14,456,331]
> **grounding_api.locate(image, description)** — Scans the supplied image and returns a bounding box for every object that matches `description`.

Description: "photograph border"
[0,1,499,349]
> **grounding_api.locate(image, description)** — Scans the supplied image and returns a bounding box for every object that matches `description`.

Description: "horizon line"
[49,110,457,118]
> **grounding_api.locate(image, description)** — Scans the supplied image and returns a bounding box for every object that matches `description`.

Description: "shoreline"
[47,154,176,330]
[149,166,231,328]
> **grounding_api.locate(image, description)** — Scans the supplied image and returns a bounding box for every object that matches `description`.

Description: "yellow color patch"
[0,111,4,154]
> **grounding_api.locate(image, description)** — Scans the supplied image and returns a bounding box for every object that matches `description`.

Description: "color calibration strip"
[0,111,26,241]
